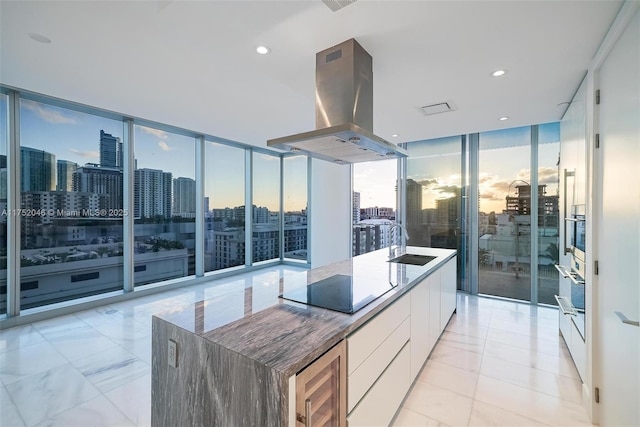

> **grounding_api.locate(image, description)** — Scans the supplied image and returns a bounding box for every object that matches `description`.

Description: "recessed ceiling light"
[256,46,270,55]
[492,69,506,77]
[29,32,51,44]
[392,134,399,138]
[499,116,509,121]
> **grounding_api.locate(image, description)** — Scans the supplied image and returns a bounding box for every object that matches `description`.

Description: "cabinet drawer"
[347,343,411,427]
[348,294,410,375]
[348,317,410,412]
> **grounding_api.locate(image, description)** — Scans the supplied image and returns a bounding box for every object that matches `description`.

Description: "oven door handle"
[563,169,575,255]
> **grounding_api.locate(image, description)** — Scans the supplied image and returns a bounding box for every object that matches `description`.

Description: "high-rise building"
[405,179,423,223]
[73,164,123,210]
[353,191,361,223]
[21,147,56,192]
[99,130,123,169]
[362,206,394,220]
[506,184,559,227]
[56,160,78,191]
[173,177,196,217]
[134,168,172,218]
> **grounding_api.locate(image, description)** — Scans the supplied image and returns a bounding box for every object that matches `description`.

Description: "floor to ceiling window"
[252,152,280,264]
[283,155,307,261]
[204,141,246,272]
[18,98,125,309]
[0,93,7,314]
[405,135,464,289]
[478,126,532,301]
[133,125,195,287]
[352,159,398,256]
[537,123,561,305]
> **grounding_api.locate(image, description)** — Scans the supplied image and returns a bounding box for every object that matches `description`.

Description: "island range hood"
[267,39,407,164]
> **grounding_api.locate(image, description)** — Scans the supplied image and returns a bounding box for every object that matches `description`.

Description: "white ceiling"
[0,0,623,149]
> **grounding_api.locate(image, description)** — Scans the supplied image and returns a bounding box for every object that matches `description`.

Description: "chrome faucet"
[389,223,409,258]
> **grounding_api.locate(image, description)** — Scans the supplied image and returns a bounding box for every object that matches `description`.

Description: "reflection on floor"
[1,268,589,427]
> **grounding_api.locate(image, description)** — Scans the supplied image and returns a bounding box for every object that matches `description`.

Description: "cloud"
[415,178,438,188]
[158,141,173,151]
[22,99,78,124]
[538,167,559,184]
[69,148,99,159]
[435,185,460,197]
[139,126,168,139]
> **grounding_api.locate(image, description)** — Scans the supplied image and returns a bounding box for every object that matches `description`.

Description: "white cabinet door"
[347,344,411,427]
[428,269,441,352]
[410,276,430,381]
[439,257,457,330]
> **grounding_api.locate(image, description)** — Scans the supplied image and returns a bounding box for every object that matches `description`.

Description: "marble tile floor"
[393,294,590,427]
[1,269,589,427]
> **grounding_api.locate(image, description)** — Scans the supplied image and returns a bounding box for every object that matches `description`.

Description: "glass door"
[478,127,532,301]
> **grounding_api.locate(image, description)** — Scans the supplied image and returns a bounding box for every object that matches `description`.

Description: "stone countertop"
[154,246,456,377]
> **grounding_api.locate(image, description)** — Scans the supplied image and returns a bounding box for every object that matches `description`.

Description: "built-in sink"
[387,254,436,266]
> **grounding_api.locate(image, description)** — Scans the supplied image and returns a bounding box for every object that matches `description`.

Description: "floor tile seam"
[409,380,474,426]
[431,342,485,359]
[486,320,562,341]
[17,363,102,427]
[37,393,131,427]
[469,331,488,403]
[0,344,70,387]
[486,323,562,341]
[476,365,584,406]
[483,339,581,380]
[467,397,555,427]
[475,372,586,412]
[484,335,565,358]
[480,351,583,385]
[45,326,125,364]
[397,405,435,425]
[0,326,47,355]
[2,383,29,427]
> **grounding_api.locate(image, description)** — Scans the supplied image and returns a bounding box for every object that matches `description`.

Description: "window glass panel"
[352,159,398,256]
[133,125,195,287]
[283,156,307,261]
[252,152,280,263]
[406,136,463,289]
[204,141,245,271]
[0,94,7,315]
[19,99,124,309]
[478,126,531,301]
[538,123,560,305]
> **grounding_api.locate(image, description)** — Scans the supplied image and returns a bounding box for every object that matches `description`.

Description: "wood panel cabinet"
[296,341,347,427]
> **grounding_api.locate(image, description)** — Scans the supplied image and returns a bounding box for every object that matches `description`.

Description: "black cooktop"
[279,274,395,314]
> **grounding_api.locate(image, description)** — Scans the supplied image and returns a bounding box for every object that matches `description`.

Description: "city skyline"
[4,99,560,215]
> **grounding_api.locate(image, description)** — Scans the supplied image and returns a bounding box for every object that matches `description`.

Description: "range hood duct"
[267,39,407,164]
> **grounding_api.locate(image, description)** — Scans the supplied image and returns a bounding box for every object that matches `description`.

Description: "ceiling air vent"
[322,0,357,12]
[421,102,455,116]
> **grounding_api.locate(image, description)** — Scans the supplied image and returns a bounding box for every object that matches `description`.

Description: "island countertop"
[153,246,456,377]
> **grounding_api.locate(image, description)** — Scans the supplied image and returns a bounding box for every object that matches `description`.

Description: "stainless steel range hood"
[267,39,407,164]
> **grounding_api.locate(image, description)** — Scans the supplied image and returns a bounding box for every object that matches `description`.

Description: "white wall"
[309,158,351,268]
[592,4,640,426]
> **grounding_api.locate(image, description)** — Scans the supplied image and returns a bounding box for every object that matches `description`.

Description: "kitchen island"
[151,246,457,426]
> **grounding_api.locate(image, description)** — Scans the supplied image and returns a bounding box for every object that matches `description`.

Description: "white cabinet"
[347,294,410,414]
[409,276,430,381]
[428,269,441,352]
[347,344,411,427]
[439,257,457,330]
[346,254,457,426]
